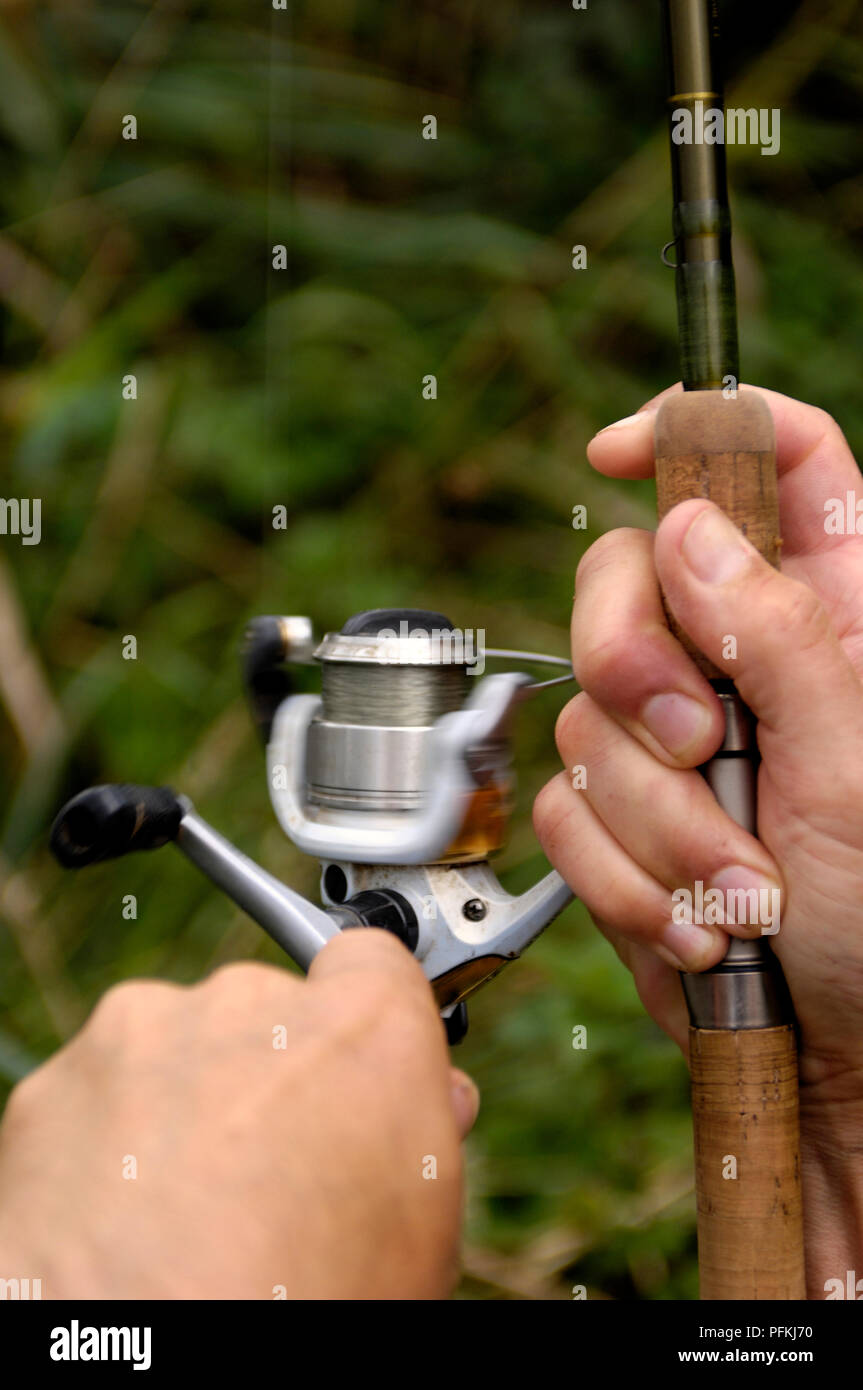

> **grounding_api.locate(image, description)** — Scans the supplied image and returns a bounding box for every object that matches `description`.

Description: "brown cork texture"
[655,392,781,677]
[689,1025,806,1300]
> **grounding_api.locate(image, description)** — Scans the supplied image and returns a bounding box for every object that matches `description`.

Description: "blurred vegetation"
[0,0,862,1299]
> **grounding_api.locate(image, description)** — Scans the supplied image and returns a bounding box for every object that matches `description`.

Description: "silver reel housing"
[262,610,573,1017]
[51,608,574,1040]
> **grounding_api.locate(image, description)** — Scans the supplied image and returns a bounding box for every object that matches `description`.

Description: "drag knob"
[340,608,456,636]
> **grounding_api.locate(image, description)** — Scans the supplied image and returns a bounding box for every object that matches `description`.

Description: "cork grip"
[654,391,781,677]
[655,391,805,1298]
[690,1027,806,1300]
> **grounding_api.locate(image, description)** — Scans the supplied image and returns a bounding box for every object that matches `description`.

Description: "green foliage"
[0,0,861,1299]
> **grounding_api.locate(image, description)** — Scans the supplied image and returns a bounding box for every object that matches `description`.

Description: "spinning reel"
[50,609,573,1042]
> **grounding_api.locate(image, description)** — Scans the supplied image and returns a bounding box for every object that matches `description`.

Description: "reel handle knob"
[50,784,182,868]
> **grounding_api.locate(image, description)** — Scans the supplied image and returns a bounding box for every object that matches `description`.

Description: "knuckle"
[575,527,641,589]
[533,772,578,853]
[532,777,557,824]
[554,691,592,761]
[88,978,177,1033]
[762,574,829,652]
[573,630,627,696]
[532,778,560,839]
[202,960,291,1005]
[811,406,846,448]
[2,1069,47,1127]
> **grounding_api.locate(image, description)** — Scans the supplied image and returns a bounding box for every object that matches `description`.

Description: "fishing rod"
[656,0,805,1298]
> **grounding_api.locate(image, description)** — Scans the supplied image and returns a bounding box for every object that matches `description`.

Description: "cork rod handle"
[655,390,781,673]
[654,390,805,1300]
[689,1026,804,1300]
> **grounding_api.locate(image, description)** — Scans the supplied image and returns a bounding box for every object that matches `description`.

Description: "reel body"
[52,608,573,1040]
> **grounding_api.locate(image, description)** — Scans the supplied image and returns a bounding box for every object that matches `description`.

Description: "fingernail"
[658,921,725,972]
[450,1075,480,1136]
[708,866,782,934]
[593,412,645,436]
[642,692,713,757]
[681,506,753,584]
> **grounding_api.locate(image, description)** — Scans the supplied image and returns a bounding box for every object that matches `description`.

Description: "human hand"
[0,929,478,1299]
[534,386,863,1293]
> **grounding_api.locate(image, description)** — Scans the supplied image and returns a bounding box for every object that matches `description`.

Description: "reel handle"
[50,784,341,970]
[50,784,182,867]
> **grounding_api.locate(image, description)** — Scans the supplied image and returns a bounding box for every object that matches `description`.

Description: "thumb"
[655,500,863,799]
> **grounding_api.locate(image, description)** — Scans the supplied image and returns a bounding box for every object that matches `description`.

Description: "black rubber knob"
[50,784,182,868]
[341,609,455,636]
[240,616,292,745]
